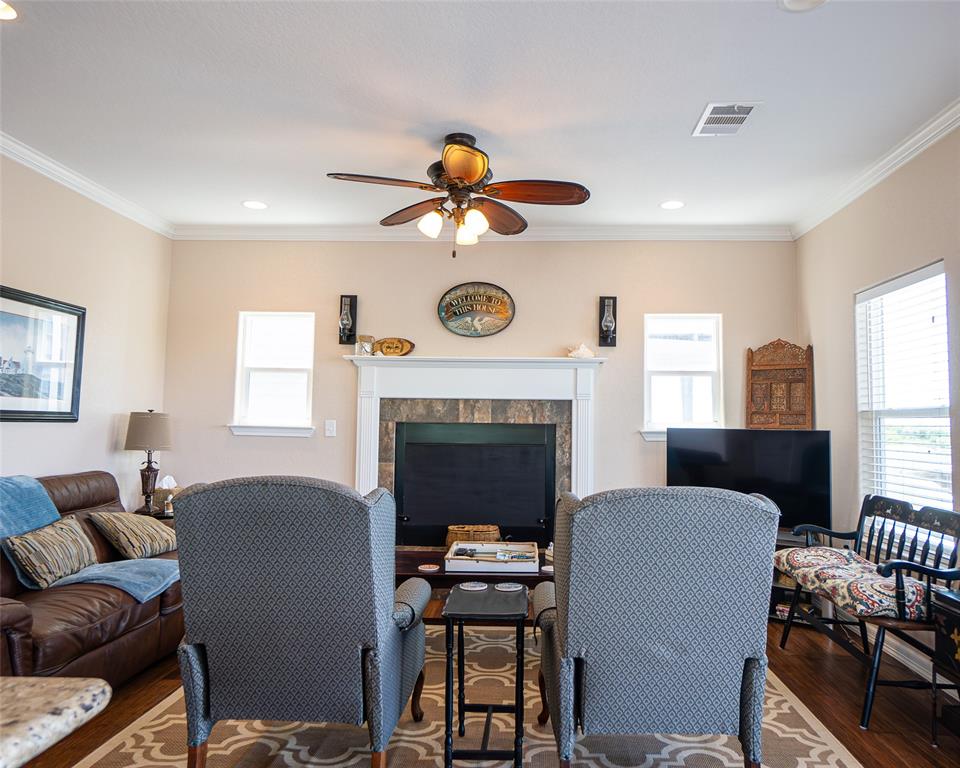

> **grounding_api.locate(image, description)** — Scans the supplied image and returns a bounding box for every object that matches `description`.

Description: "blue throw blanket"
[0,474,179,603]
[0,475,59,538]
[53,558,180,603]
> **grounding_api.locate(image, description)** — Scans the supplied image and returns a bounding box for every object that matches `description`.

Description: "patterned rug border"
[71,648,863,768]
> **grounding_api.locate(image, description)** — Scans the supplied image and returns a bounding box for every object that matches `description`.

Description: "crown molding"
[170,223,795,242]
[6,95,958,246]
[791,98,960,238]
[0,132,175,238]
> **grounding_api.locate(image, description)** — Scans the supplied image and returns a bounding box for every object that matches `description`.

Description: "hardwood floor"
[24,619,960,768]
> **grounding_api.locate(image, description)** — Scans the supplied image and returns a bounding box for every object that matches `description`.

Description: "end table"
[441,583,528,768]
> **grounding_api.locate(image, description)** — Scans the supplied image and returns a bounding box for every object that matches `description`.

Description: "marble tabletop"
[0,676,111,768]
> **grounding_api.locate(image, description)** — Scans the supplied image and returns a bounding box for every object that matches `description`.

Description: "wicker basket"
[445,524,501,548]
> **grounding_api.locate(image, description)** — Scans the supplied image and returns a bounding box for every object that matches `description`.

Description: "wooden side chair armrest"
[791,524,859,547]
[876,561,960,580]
[876,561,960,621]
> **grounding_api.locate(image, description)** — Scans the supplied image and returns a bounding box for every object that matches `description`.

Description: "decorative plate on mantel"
[438,282,515,337]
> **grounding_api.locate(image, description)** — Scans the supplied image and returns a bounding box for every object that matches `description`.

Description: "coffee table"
[442,583,528,768]
[0,676,111,767]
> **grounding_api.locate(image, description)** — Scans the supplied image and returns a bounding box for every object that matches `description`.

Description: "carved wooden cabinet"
[746,339,814,429]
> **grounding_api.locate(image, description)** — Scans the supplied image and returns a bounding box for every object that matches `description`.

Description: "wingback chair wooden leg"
[187,743,207,768]
[743,760,760,768]
[371,750,387,768]
[559,761,570,768]
[411,669,425,722]
[537,668,550,725]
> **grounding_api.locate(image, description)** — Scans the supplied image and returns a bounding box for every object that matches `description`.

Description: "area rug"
[74,627,861,767]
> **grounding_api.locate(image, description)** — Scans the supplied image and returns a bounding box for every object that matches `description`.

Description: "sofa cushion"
[774,546,929,620]
[18,583,160,675]
[4,517,97,589]
[38,471,127,564]
[90,512,177,559]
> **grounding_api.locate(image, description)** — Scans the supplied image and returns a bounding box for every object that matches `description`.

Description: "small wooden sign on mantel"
[745,339,814,429]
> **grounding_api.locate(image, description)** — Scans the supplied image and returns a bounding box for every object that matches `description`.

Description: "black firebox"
[394,422,556,546]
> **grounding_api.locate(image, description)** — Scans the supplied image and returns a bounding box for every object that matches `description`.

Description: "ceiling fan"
[328,132,590,256]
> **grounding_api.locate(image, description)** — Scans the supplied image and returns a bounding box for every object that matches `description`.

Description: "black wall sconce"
[599,296,617,347]
[338,294,357,345]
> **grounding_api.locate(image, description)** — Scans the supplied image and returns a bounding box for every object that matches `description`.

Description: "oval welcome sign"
[438,282,515,337]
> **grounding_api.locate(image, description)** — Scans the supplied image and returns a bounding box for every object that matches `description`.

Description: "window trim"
[642,313,724,440]
[230,311,316,434]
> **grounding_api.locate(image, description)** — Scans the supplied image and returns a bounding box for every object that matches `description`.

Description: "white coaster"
[458,581,488,591]
[541,565,555,574]
[495,582,524,592]
[417,564,440,573]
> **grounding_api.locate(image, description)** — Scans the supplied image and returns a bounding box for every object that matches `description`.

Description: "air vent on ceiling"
[692,102,762,137]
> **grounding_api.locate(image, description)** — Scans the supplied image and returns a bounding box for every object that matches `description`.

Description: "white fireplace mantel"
[345,355,605,496]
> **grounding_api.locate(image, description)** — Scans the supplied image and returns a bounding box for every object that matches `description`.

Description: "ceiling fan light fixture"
[463,208,490,237]
[455,226,479,246]
[778,0,827,11]
[416,210,444,239]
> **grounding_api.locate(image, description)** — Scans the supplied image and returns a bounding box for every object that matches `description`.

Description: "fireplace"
[394,422,557,546]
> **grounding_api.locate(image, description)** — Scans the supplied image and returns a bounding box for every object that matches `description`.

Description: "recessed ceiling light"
[660,200,685,210]
[242,200,268,210]
[778,0,827,12]
[0,2,18,21]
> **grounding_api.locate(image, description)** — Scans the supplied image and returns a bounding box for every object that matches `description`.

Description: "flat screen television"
[666,428,831,531]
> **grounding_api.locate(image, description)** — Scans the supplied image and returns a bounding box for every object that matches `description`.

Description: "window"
[856,262,952,510]
[643,314,723,436]
[232,312,315,434]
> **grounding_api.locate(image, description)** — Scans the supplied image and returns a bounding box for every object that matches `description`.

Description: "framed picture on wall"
[0,286,85,422]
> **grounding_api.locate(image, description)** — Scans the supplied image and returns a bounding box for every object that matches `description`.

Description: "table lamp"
[125,410,172,516]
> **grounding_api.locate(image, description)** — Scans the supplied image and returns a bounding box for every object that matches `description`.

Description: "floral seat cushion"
[774,546,929,621]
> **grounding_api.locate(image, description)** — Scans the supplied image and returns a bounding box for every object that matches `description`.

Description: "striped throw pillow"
[4,517,97,589]
[90,511,177,559]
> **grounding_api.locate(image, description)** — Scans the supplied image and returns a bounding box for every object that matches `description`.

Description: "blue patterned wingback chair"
[174,476,430,768]
[533,488,780,768]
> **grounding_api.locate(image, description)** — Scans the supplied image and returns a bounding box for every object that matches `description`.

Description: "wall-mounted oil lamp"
[599,296,617,347]
[338,294,357,345]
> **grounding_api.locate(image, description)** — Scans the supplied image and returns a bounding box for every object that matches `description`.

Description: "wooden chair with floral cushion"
[775,494,960,729]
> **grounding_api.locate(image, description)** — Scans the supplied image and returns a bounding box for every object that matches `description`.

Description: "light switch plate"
[324,419,336,437]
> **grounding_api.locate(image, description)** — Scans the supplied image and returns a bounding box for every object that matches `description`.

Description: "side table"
[441,584,528,768]
[932,588,960,745]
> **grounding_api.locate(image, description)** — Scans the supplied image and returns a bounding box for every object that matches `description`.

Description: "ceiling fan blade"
[472,198,527,236]
[441,142,489,186]
[481,180,590,205]
[328,173,442,192]
[379,197,447,227]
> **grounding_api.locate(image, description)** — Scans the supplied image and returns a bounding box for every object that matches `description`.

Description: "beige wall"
[797,129,960,529]
[0,158,172,508]
[163,239,798,492]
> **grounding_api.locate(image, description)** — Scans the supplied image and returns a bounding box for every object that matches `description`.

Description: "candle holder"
[599,296,617,347]
[338,295,357,345]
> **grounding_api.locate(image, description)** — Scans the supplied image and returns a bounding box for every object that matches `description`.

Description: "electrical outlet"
[324,419,337,437]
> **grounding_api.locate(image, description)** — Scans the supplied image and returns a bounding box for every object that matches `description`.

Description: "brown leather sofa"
[0,471,183,687]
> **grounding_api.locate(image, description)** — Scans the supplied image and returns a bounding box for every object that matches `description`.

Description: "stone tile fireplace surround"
[377,398,572,496]
[347,356,605,498]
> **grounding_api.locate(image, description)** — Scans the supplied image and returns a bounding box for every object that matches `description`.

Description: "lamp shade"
[124,411,172,451]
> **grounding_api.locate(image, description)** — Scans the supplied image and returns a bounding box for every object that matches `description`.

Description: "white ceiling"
[1,1,959,239]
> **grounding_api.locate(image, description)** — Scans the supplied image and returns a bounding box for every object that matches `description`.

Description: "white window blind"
[643,314,723,433]
[855,262,952,510]
[234,312,315,427]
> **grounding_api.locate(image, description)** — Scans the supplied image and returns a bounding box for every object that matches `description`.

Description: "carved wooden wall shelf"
[746,339,814,430]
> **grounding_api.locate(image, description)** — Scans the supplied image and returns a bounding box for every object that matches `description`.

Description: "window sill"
[228,424,316,437]
[640,424,725,442]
